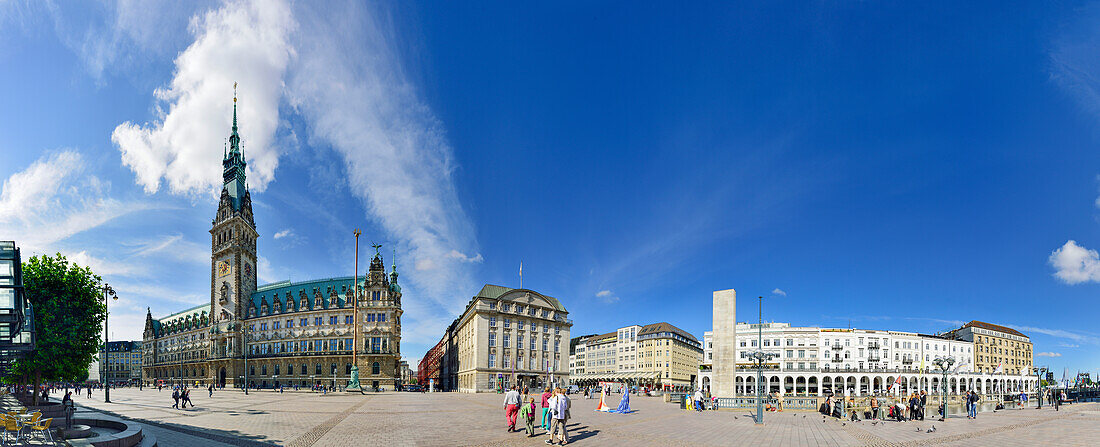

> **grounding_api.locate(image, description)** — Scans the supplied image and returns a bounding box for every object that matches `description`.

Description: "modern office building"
[425,285,572,393]
[0,241,35,375]
[142,97,404,390]
[100,341,143,385]
[568,322,703,389]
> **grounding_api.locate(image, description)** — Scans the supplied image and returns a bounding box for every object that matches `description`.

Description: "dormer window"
[300,299,308,309]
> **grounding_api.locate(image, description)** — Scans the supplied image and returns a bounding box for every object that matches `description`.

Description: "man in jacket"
[504,386,521,432]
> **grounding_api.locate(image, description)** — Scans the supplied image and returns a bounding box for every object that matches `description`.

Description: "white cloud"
[1058,343,1080,348]
[771,288,787,296]
[0,150,151,259]
[1013,324,1100,345]
[595,290,619,303]
[127,234,208,265]
[112,0,294,196]
[446,250,484,263]
[1049,240,1100,284]
[285,1,480,324]
[273,229,294,240]
[1036,352,1062,357]
[104,0,481,348]
[68,250,142,277]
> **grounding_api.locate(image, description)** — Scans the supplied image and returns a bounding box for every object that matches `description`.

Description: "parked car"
[405,385,422,392]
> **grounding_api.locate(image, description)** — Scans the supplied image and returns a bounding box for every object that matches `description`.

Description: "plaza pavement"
[72,388,1100,447]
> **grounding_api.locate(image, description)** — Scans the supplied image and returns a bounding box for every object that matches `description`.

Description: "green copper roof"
[475,284,567,312]
[249,276,357,315]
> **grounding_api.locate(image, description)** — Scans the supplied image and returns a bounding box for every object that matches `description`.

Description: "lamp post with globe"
[933,357,955,421]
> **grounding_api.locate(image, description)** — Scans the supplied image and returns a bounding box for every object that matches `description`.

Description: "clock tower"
[210,92,258,362]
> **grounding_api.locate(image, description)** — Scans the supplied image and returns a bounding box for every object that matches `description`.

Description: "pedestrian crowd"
[504,385,573,445]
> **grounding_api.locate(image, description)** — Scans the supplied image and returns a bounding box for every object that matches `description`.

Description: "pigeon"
[916,427,921,432]
[872,421,877,426]
[842,423,846,426]
[802,415,806,418]
[927,425,937,433]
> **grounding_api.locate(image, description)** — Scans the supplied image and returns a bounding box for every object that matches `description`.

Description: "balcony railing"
[830,345,844,350]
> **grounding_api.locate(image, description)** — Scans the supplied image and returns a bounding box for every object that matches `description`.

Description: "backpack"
[172,390,179,399]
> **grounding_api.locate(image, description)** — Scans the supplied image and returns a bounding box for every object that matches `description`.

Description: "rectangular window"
[300,318,308,327]
[502,303,510,312]
[315,317,323,326]
[489,354,496,368]
[489,332,496,347]
[530,338,536,350]
[504,318,511,328]
[489,317,496,327]
[542,340,549,351]
[344,316,352,324]
[517,320,524,330]
[488,301,496,310]
[503,334,510,348]
[379,313,386,322]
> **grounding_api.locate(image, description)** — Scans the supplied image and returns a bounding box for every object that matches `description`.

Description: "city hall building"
[142,98,404,390]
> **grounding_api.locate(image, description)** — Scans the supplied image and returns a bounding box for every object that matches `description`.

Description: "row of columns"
[732,374,1035,396]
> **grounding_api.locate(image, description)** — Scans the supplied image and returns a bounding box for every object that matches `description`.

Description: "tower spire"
[230,82,240,153]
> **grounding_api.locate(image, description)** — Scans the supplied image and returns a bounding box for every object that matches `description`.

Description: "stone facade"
[141,97,403,390]
[711,289,737,397]
[569,322,703,389]
[428,285,572,393]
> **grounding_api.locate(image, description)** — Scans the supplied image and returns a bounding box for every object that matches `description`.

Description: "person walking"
[775,389,784,412]
[968,391,979,419]
[209,384,214,398]
[519,397,538,437]
[919,390,927,421]
[504,385,521,432]
[694,388,704,412]
[540,387,553,432]
[182,388,194,408]
[172,388,180,409]
[870,395,880,420]
[546,388,570,446]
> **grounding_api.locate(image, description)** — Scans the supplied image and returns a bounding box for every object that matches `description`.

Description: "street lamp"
[349,229,363,393]
[243,324,253,395]
[102,284,118,403]
[750,296,776,425]
[1035,366,1048,409]
[932,357,955,421]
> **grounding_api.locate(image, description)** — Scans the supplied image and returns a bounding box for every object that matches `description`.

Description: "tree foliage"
[7,253,106,402]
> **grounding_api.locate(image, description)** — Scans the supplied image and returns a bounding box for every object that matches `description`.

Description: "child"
[518,397,537,437]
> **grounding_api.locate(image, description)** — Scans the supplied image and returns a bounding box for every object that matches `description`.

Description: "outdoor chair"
[29,418,52,444]
[1,417,22,446]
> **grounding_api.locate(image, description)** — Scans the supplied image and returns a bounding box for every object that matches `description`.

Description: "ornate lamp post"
[349,229,362,393]
[750,296,776,425]
[933,357,954,421]
[1035,366,1048,409]
[102,284,118,403]
[243,324,253,395]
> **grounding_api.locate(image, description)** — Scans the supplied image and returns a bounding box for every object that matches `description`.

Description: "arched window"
[372,362,380,375]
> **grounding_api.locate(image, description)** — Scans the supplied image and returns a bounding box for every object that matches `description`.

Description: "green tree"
[7,253,106,405]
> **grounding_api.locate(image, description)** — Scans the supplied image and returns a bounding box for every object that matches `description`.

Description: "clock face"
[217,260,232,277]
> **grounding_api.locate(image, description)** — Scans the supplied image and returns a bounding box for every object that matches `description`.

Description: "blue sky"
[1,1,1099,375]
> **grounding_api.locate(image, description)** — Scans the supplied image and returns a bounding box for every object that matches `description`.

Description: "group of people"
[504,386,572,445]
[171,386,195,409]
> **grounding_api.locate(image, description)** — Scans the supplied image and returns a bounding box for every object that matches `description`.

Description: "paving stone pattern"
[73,388,1100,447]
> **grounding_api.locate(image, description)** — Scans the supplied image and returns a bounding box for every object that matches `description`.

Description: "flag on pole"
[994,363,1004,375]
[887,375,902,393]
